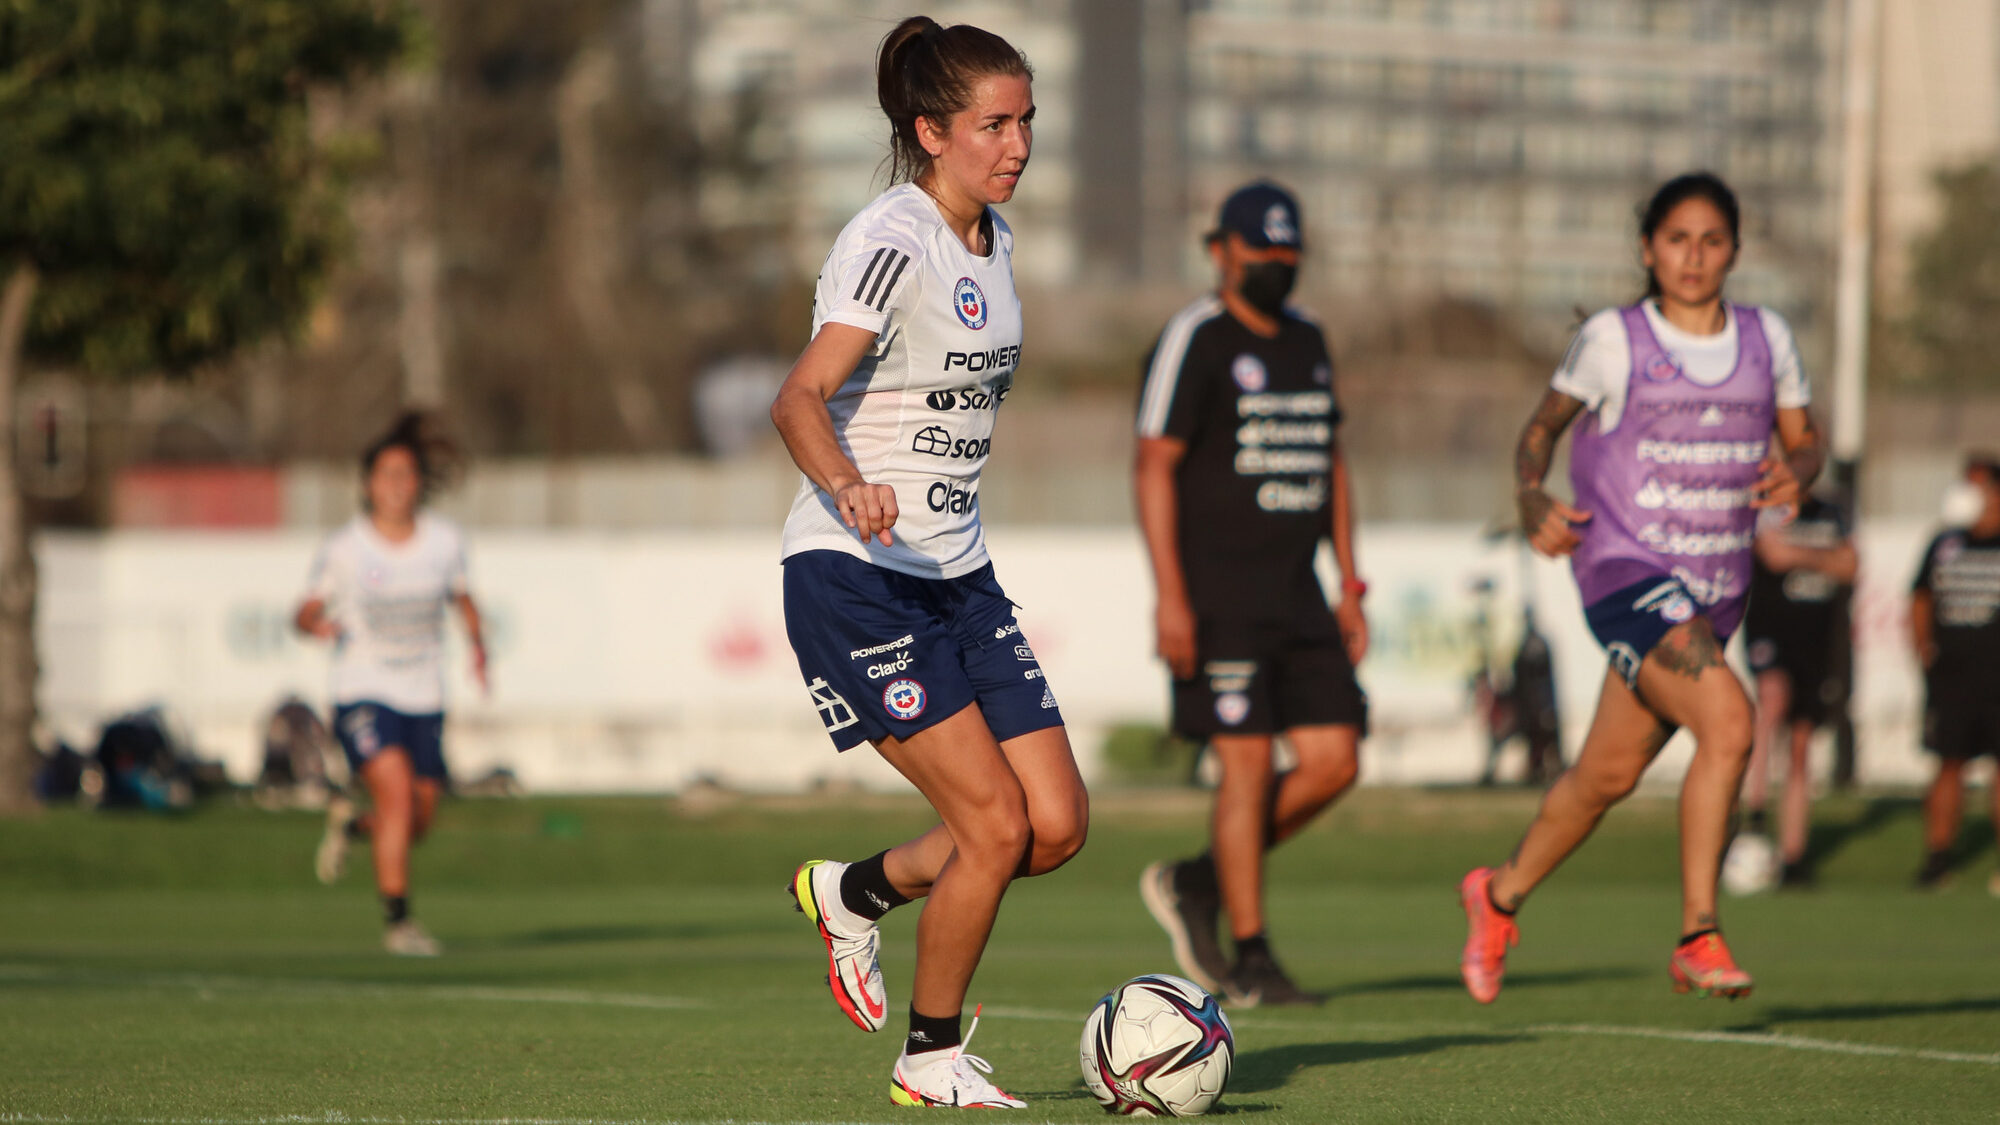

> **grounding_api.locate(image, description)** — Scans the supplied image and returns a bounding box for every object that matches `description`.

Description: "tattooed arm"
[1514,389,1592,557]
[1752,406,1824,518]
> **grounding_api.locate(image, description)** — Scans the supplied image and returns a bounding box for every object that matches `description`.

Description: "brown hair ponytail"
[876,16,1031,185]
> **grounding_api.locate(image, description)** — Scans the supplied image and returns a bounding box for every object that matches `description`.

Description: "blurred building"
[1151,0,1845,353]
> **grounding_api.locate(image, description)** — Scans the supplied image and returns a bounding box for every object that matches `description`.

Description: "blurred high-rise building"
[1153,0,1844,353]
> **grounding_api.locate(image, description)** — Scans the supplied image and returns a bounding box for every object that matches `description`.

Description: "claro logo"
[927,481,978,514]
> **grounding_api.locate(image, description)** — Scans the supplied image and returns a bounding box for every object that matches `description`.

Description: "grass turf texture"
[2,787,1997,1124]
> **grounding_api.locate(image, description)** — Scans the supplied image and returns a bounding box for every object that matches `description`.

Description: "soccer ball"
[1721,832,1777,896]
[1079,974,1233,1117]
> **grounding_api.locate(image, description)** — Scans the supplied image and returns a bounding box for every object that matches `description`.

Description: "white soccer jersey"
[1552,302,1809,432]
[304,513,469,714]
[780,183,1024,580]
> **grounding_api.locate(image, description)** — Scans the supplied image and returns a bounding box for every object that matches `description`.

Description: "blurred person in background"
[296,412,487,957]
[771,17,1085,1109]
[1133,181,1367,1008]
[1459,172,1823,1003]
[1733,486,1858,888]
[1909,454,2000,894]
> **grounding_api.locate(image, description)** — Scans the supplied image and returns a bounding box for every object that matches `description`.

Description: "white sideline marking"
[1529,1022,2000,1066]
[10,966,1996,1069]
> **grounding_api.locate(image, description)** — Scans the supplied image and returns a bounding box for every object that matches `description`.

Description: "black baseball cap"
[1207,181,1303,249]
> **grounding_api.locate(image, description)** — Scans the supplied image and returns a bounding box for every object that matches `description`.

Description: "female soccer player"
[772,17,1086,1109]
[298,413,486,957]
[1459,173,1823,1002]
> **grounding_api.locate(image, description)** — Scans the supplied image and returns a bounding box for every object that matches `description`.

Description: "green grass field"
[3,786,1997,1124]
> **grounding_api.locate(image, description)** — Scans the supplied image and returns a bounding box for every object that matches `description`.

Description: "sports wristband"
[1341,578,1368,600]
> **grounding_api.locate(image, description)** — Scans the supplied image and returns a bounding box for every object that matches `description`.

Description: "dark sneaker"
[1140,859,1229,993]
[1914,852,1954,891]
[1223,947,1322,1008]
[1778,860,1816,889]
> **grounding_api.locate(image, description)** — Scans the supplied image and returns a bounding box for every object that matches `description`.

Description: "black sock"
[1234,932,1270,962]
[344,818,368,842]
[1486,883,1517,917]
[383,895,409,925]
[840,851,910,922]
[1744,809,1768,835]
[905,1007,961,1056]
[1678,927,1719,947]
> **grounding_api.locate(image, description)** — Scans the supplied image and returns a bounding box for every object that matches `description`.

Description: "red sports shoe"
[1458,867,1518,1004]
[1669,932,1753,999]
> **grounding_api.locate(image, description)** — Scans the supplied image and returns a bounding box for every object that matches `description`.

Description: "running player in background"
[297,413,487,957]
[1133,182,1367,1008]
[771,17,1085,1109]
[1734,487,1857,888]
[1459,172,1823,1002]
[1909,455,2000,894]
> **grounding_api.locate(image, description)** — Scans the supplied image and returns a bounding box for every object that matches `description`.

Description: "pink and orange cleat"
[1669,932,1754,999]
[1458,867,1519,1004]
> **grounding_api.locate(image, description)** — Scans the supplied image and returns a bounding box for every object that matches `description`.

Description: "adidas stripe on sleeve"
[1136,296,1222,440]
[820,238,921,337]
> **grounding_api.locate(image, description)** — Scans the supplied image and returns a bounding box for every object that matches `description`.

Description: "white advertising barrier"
[37,522,1939,793]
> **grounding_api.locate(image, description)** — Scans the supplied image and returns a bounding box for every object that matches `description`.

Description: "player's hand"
[471,642,490,697]
[304,615,343,642]
[1753,452,1800,516]
[833,479,899,546]
[1335,599,1369,665]
[1518,486,1592,558]
[1155,595,1197,680]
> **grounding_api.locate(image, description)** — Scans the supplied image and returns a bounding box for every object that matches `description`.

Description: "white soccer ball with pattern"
[1722,832,1777,896]
[1080,974,1233,1117]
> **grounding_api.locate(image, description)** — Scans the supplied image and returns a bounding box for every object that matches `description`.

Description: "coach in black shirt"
[1911,454,2000,892]
[1133,182,1368,1006]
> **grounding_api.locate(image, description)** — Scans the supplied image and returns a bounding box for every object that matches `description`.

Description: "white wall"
[36,523,1939,793]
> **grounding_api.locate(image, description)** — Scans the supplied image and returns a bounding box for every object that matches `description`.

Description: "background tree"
[0,0,410,814]
[1895,160,2000,393]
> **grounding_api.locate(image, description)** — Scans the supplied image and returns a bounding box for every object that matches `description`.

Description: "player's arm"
[1754,526,1859,582]
[1329,438,1368,664]
[294,597,338,641]
[454,592,489,694]
[1134,435,1197,680]
[1910,587,1937,669]
[1754,406,1824,514]
[1513,389,1591,557]
[770,323,899,546]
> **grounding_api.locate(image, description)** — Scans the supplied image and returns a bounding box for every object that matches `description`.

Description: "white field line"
[9,966,1997,1068]
[1528,1022,2000,1066]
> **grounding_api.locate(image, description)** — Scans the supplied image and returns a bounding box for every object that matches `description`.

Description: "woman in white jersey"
[773,17,1087,1110]
[297,413,487,957]
[1457,173,1823,1004]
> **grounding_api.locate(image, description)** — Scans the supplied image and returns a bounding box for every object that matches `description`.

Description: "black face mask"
[1236,260,1297,317]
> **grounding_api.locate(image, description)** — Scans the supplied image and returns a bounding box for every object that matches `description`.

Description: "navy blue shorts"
[333,702,447,781]
[782,550,1065,752]
[1584,576,1736,689]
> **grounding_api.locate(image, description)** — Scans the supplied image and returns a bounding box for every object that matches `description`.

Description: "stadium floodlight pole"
[1830,0,1880,500]
[1828,0,1881,791]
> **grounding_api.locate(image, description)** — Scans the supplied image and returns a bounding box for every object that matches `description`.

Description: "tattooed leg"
[1634,618,1756,935]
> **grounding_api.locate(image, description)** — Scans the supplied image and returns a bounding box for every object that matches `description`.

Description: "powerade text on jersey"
[781,183,1023,580]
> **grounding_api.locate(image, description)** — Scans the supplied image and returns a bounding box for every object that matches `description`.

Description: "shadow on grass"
[461,922,735,950]
[1319,966,1641,1000]
[1730,995,2000,1032]
[1230,1033,1528,1093]
[1801,797,1919,871]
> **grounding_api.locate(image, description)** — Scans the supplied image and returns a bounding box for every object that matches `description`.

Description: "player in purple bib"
[1458,173,1824,1004]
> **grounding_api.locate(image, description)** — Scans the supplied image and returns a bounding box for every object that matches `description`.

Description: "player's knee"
[1693,700,1755,762]
[964,797,1033,871]
[1026,799,1089,876]
[1574,762,1641,808]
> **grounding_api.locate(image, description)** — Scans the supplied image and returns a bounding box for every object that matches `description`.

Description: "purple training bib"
[1567,304,1776,639]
